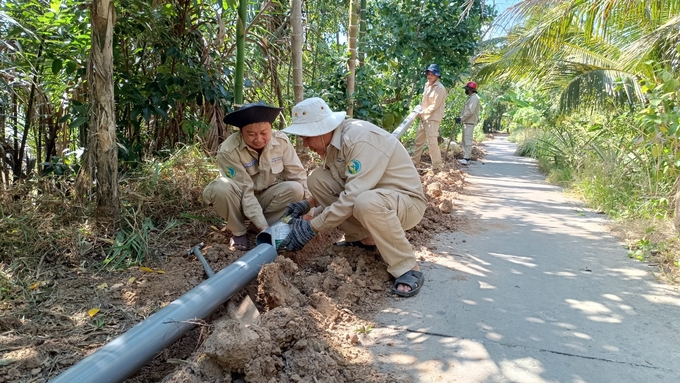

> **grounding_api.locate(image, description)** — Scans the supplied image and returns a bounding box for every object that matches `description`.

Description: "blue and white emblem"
[348,159,361,175]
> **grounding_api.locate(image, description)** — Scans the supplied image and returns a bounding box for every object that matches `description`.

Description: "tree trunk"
[79,0,119,223]
[675,174,680,232]
[291,0,303,105]
[15,43,41,179]
[290,0,304,150]
[358,0,366,67]
[0,103,5,187]
[347,0,359,117]
[234,0,247,105]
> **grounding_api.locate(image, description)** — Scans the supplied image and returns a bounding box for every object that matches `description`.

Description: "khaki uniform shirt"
[420,79,447,122]
[311,119,427,232]
[216,131,309,228]
[461,93,480,125]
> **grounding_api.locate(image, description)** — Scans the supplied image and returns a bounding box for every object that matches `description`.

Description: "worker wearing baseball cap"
[411,63,447,171]
[202,102,310,251]
[455,82,480,165]
[279,97,428,297]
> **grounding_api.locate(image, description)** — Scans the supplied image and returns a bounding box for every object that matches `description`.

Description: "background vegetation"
[0,0,492,289]
[2,0,679,284]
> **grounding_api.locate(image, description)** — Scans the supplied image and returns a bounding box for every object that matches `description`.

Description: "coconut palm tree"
[477,0,680,113]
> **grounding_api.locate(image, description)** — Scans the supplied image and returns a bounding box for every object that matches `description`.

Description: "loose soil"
[0,144,488,383]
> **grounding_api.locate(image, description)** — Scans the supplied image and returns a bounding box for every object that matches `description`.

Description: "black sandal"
[392,270,424,297]
[333,240,377,252]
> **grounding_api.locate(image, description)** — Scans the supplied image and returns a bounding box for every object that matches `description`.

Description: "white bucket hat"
[282,97,346,137]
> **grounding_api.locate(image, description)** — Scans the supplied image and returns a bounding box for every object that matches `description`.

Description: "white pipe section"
[391,105,422,139]
[49,243,277,383]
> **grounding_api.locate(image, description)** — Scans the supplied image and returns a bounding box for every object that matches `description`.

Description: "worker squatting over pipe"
[49,243,278,383]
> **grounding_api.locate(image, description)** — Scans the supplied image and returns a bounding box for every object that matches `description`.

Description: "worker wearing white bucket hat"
[279,97,428,297]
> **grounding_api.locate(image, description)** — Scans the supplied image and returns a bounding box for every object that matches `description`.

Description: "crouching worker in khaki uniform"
[203,103,310,251]
[278,97,428,297]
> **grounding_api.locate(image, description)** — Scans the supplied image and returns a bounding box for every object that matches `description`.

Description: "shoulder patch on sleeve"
[348,159,361,175]
[225,166,236,178]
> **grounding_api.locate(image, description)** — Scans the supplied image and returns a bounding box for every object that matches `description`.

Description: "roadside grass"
[512,128,680,284]
[0,144,219,304]
[610,220,680,284]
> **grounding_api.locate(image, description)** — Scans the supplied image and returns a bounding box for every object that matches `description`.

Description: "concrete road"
[365,136,680,383]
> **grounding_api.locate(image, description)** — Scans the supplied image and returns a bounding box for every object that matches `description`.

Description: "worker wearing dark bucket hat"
[278,97,428,297]
[412,63,447,171]
[203,102,311,251]
[424,63,441,77]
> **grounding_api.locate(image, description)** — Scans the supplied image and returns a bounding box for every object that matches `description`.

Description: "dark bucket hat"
[223,102,283,128]
[424,64,441,77]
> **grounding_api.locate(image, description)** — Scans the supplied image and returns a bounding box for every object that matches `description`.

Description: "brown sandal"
[230,234,248,251]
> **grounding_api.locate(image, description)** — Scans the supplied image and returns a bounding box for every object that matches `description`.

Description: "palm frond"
[475,0,680,114]
[558,69,642,113]
[620,14,680,73]
[0,10,37,40]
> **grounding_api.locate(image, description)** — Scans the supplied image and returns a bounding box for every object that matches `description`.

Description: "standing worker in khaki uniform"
[411,64,447,170]
[278,97,428,297]
[203,103,310,251]
[455,81,480,165]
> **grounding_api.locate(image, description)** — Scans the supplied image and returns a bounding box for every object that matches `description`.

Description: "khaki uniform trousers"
[411,120,443,169]
[309,169,426,278]
[203,177,304,236]
[462,123,475,159]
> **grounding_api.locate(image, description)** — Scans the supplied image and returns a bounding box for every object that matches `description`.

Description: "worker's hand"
[283,200,311,220]
[277,218,317,251]
[455,117,461,124]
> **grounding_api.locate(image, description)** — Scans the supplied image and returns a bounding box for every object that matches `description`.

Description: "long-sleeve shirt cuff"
[251,216,268,230]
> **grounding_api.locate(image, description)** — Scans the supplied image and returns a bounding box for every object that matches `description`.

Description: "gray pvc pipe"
[256,225,277,247]
[49,243,277,383]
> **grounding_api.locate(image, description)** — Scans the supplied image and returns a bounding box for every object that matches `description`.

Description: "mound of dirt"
[160,248,399,383]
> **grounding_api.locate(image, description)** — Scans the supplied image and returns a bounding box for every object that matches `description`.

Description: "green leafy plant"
[104,217,179,269]
[91,316,106,330]
[627,227,667,263]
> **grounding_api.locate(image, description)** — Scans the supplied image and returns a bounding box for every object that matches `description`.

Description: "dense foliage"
[1,0,490,183]
[1,0,490,269]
